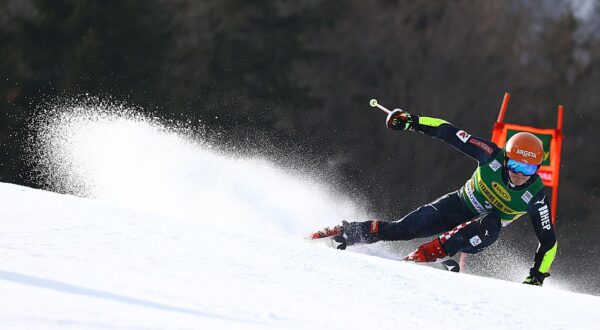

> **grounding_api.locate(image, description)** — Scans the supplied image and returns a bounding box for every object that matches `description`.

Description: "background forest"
[1,0,599,292]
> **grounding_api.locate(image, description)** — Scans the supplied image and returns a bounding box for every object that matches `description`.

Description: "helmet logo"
[492,181,512,202]
[516,148,537,159]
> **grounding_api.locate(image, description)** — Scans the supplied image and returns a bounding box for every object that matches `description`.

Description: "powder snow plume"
[27,98,366,238]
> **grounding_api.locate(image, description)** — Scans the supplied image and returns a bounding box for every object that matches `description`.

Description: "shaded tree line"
[1,0,599,291]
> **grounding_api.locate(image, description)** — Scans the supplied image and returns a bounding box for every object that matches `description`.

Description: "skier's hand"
[386,109,414,130]
[523,268,550,286]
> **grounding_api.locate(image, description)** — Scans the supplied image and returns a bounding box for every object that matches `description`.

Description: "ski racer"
[312,108,557,286]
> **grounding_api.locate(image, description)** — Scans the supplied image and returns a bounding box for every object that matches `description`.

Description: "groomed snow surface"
[1,106,598,329]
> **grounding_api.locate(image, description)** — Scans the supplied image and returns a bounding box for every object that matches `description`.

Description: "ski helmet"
[505,132,544,165]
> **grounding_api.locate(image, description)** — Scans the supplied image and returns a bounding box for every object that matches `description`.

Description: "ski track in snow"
[0,105,598,329]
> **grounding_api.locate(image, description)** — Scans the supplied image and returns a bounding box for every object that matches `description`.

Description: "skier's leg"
[438,213,502,256]
[403,213,501,262]
[343,191,474,245]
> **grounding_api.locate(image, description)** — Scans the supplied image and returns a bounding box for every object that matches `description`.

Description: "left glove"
[386,109,414,130]
[523,268,550,286]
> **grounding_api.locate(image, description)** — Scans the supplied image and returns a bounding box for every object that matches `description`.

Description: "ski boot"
[403,237,447,263]
[310,221,348,250]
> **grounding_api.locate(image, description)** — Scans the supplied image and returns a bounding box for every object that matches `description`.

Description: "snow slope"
[1,106,598,329]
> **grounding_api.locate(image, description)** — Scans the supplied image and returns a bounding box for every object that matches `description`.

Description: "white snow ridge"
[1,105,598,329]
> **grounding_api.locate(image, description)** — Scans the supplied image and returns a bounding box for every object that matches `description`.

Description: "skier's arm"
[386,110,500,164]
[524,190,557,285]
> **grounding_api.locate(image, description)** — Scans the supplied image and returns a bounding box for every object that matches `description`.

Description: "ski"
[308,236,460,272]
[422,259,460,272]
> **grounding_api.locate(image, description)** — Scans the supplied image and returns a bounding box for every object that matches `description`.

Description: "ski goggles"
[507,158,539,176]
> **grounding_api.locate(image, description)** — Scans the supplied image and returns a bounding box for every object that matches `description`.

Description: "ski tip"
[441,259,461,272]
[369,99,378,107]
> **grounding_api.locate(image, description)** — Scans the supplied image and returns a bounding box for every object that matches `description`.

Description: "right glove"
[386,109,414,130]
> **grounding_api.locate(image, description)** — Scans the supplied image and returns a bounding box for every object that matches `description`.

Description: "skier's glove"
[386,109,414,130]
[523,268,550,286]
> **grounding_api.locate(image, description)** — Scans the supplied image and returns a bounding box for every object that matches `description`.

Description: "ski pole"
[369,99,391,114]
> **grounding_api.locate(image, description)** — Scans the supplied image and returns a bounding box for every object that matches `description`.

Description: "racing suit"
[343,116,557,276]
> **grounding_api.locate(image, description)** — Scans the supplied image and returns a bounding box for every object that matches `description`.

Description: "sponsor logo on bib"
[489,160,501,172]
[464,179,486,214]
[491,181,512,202]
[521,191,533,204]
